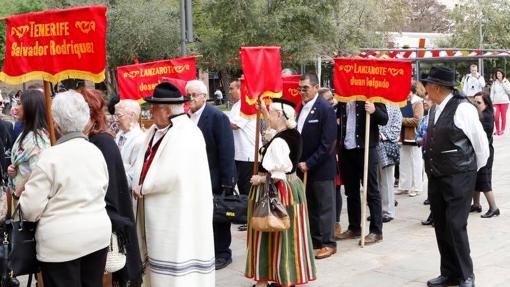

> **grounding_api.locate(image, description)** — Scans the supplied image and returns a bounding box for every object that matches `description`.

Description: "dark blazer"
[90,132,142,285]
[197,103,236,194]
[298,96,337,181]
[337,101,388,149]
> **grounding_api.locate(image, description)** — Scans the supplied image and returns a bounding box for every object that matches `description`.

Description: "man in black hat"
[422,67,489,287]
[132,82,215,286]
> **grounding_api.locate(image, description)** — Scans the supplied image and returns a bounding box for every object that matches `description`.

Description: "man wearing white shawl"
[132,82,215,287]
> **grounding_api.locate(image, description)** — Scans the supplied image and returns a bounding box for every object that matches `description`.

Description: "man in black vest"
[422,67,489,287]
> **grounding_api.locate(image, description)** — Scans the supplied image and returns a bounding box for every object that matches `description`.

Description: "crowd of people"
[0,62,503,287]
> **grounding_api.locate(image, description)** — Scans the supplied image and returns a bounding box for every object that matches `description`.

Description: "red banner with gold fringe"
[0,6,107,84]
[240,47,283,117]
[333,58,412,106]
[116,57,196,101]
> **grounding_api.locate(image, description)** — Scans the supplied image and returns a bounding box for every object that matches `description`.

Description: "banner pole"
[43,81,56,145]
[360,111,371,248]
[252,110,261,175]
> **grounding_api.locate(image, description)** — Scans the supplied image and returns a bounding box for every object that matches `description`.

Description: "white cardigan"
[19,136,111,263]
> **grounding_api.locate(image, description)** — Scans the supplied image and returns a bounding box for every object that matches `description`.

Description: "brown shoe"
[336,229,361,240]
[359,233,383,246]
[334,223,342,238]
[315,247,337,259]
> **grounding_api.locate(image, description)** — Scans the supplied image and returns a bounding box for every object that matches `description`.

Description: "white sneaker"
[408,190,418,197]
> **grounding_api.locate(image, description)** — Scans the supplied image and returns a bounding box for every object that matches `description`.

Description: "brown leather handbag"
[251,182,290,232]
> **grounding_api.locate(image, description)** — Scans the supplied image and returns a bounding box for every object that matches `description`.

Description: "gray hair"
[169,104,185,115]
[52,90,90,134]
[115,99,141,120]
[185,80,208,95]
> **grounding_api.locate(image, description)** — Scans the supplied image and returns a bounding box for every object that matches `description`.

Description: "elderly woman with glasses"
[114,99,145,190]
[19,90,111,287]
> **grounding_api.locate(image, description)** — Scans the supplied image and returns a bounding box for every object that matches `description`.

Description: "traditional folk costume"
[133,83,215,287]
[245,128,316,286]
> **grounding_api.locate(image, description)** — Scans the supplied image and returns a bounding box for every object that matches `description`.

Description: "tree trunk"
[218,69,232,103]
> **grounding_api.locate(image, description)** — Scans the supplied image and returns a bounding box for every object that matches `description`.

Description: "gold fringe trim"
[0,69,105,84]
[334,94,407,107]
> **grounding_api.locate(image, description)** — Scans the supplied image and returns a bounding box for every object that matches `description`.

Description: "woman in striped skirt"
[246,98,316,287]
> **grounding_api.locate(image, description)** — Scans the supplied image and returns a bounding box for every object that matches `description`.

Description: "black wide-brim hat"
[421,67,457,87]
[144,82,190,104]
[272,97,296,109]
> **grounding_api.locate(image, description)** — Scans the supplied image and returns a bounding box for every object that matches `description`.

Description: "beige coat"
[19,135,111,262]
[402,94,424,143]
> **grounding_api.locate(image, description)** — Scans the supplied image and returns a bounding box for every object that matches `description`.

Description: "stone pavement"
[217,133,510,287]
[19,132,509,287]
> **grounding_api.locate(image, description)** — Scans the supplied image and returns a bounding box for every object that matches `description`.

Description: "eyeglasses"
[297,86,312,92]
[113,113,126,119]
[187,93,206,99]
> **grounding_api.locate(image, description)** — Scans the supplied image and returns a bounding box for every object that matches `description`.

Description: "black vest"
[259,129,302,174]
[425,96,477,177]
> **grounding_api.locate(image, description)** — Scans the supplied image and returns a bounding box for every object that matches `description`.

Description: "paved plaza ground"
[218,133,510,287]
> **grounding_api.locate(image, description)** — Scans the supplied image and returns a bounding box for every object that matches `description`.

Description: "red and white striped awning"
[359,49,510,60]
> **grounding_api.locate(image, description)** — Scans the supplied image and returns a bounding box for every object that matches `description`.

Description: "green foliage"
[0,0,48,66]
[450,0,510,49]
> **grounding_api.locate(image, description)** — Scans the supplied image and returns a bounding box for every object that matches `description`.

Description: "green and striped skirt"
[245,173,316,286]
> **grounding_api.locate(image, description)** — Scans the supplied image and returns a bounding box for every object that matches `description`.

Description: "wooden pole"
[360,111,371,247]
[303,171,308,190]
[252,110,261,175]
[43,81,56,145]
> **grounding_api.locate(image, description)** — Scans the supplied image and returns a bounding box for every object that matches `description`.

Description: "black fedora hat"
[144,82,190,104]
[421,67,457,87]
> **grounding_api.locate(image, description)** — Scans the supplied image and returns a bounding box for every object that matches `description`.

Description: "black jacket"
[336,101,388,149]
[90,132,143,286]
[197,103,236,194]
[298,96,337,181]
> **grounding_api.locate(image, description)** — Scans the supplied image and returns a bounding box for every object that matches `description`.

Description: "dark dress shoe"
[427,275,457,287]
[459,275,475,287]
[470,204,482,213]
[359,233,383,245]
[481,208,500,218]
[336,229,361,240]
[238,224,248,231]
[215,257,232,270]
[382,215,393,223]
[423,199,430,205]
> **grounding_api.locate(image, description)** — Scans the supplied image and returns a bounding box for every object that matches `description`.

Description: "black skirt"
[475,145,494,192]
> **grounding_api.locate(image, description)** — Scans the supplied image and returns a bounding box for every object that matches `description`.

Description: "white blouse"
[261,137,293,180]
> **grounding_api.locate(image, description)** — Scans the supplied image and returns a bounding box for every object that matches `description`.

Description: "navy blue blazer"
[197,103,236,194]
[298,96,337,181]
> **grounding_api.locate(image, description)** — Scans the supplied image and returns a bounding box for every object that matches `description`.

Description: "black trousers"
[39,247,107,287]
[335,185,343,223]
[213,221,232,260]
[340,147,383,234]
[306,179,336,249]
[429,171,476,280]
[235,160,254,196]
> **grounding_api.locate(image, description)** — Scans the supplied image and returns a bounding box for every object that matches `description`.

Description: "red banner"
[240,78,257,117]
[0,6,107,84]
[240,47,282,117]
[116,57,196,101]
[333,58,412,106]
[282,75,302,112]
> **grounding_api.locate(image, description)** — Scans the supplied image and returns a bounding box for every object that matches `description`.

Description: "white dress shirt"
[229,100,260,162]
[297,94,318,133]
[190,103,206,125]
[152,125,170,147]
[434,94,490,170]
[115,126,146,188]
